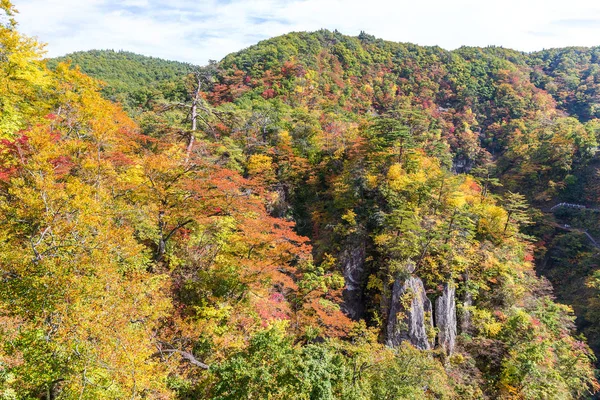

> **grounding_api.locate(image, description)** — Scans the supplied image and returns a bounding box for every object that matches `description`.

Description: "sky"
[13,0,600,65]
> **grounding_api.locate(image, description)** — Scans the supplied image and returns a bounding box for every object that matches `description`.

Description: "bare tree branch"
[153,346,209,370]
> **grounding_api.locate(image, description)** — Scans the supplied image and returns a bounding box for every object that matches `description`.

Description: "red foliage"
[0,134,30,182]
[106,151,136,167]
[262,88,275,99]
[49,155,74,177]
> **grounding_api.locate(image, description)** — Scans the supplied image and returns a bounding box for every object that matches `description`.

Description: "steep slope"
[184,30,600,397]
[528,46,600,121]
[29,28,600,398]
[218,30,600,361]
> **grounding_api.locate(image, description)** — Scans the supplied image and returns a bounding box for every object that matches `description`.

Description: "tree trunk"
[187,82,201,160]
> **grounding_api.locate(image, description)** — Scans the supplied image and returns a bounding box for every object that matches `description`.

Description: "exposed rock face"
[461,291,473,334]
[452,156,474,174]
[435,282,457,354]
[460,272,473,334]
[340,236,366,319]
[386,276,434,350]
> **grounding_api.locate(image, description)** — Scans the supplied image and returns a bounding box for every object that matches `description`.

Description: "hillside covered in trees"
[3,1,600,398]
[47,50,194,112]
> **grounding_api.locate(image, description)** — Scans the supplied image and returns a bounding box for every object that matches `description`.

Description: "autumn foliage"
[1,4,600,399]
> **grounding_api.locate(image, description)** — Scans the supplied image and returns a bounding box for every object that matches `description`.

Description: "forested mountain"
[3,0,600,397]
[47,50,195,111]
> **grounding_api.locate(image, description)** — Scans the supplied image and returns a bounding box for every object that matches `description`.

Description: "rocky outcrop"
[386,275,434,350]
[435,282,457,354]
[340,236,366,319]
[460,273,473,334]
[461,291,473,334]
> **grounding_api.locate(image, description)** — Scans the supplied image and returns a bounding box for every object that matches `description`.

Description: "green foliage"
[528,47,600,121]
[194,324,461,400]
[47,50,195,111]
[206,324,344,400]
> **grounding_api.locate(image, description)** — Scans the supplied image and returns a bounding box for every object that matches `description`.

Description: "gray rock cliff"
[340,236,366,319]
[435,282,457,354]
[386,275,434,350]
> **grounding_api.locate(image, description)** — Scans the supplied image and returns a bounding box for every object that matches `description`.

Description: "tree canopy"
[2,5,600,398]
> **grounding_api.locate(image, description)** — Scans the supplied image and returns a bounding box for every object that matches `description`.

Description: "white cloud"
[13,0,600,65]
